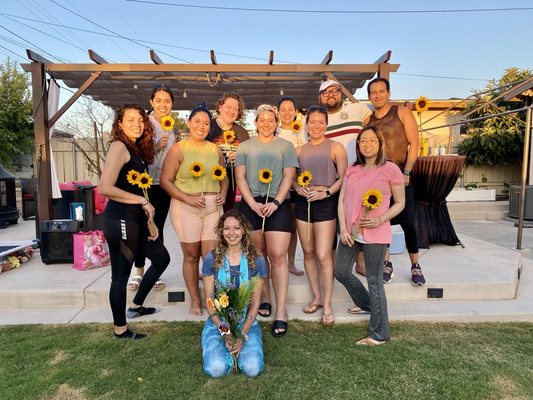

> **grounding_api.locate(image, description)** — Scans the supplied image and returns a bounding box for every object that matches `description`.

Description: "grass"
[0,321,532,400]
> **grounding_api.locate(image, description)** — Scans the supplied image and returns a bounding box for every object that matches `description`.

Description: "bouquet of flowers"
[297,170,313,240]
[207,276,259,372]
[258,168,273,233]
[352,188,382,240]
[127,169,157,237]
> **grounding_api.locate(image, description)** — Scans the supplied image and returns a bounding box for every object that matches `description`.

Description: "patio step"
[448,200,509,220]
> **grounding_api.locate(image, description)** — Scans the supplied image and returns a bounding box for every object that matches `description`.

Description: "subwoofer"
[40,219,79,264]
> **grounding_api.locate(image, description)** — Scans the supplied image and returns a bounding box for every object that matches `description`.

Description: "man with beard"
[367,77,425,286]
[318,80,372,165]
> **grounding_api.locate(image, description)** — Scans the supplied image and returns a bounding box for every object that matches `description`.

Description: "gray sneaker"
[383,260,394,284]
[411,263,426,286]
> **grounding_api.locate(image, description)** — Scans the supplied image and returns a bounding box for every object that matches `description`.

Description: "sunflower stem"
[262,183,270,234]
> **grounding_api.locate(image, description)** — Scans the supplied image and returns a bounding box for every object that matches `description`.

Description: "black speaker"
[40,219,79,264]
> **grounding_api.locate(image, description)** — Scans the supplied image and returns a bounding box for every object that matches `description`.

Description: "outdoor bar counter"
[411,155,466,249]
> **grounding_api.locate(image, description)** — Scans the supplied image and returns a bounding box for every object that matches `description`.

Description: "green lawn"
[1,321,531,400]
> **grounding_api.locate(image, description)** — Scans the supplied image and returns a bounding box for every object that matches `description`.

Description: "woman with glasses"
[161,102,228,316]
[235,104,298,337]
[276,96,307,277]
[128,84,177,293]
[334,126,405,346]
[207,93,250,211]
[293,106,347,326]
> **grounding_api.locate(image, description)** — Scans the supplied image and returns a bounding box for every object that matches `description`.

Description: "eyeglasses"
[358,138,380,145]
[320,89,341,97]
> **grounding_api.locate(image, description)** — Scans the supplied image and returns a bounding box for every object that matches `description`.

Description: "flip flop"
[153,279,165,291]
[356,337,387,346]
[303,303,323,314]
[258,302,272,317]
[289,267,304,276]
[127,275,142,291]
[320,313,335,326]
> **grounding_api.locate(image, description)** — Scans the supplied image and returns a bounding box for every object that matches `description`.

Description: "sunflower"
[258,168,273,184]
[137,172,153,190]
[297,170,313,187]
[189,162,205,178]
[211,165,227,181]
[126,169,141,185]
[219,293,229,308]
[160,115,175,131]
[415,96,430,113]
[362,189,382,210]
[290,120,302,133]
[223,129,236,143]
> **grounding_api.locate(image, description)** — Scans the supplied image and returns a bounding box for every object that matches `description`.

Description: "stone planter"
[446,188,496,202]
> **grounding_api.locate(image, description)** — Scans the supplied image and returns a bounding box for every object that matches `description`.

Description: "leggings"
[334,241,390,341]
[103,215,170,327]
[202,319,264,378]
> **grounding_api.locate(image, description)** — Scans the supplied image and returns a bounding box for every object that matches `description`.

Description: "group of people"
[97,77,427,376]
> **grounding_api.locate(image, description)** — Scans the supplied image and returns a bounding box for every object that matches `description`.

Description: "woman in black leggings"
[99,104,170,339]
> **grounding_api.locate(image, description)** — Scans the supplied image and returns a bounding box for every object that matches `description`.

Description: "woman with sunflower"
[207,93,250,211]
[292,105,347,326]
[201,209,267,377]
[335,126,405,346]
[161,102,228,316]
[235,104,298,337]
[98,104,171,339]
[276,96,307,277]
[129,84,177,293]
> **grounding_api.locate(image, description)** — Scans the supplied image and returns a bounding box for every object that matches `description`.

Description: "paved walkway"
[0,217,532,325]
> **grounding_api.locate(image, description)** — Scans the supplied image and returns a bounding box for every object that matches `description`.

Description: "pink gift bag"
[73,230,111,271]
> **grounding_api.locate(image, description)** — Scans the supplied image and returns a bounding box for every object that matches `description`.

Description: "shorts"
[294,193,338,223]
[238,196,293,232]
[169,195,220,243]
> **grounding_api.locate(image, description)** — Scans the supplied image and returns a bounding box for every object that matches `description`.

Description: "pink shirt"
[343,161,404,244]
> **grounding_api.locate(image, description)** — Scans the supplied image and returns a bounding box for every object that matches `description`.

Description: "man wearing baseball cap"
[318,79,372,164]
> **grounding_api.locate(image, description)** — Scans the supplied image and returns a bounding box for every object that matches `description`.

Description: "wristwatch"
[272,199,281,207]
[402,169,411,176]
[325,189,331,197]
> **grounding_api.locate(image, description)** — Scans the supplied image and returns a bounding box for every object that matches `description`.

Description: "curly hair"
[214,93,246,121]
[212,209,261,272]
[110,104,155,164]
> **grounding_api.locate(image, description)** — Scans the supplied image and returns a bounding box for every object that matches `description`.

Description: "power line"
[124,1,533,14]
[396,72,489,82]
[0,23,66,62]
[0,43,25,62]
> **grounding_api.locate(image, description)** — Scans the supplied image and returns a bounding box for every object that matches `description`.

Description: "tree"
[457,67,532,166]
[0,59,33,168]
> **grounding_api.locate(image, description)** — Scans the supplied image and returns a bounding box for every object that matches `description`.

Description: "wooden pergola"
[21,49,399,221]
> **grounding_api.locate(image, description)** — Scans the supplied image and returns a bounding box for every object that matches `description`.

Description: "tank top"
[105,147,147,220]
[369,105,409,169]
[174,139,221,193]
[297,139,338,186]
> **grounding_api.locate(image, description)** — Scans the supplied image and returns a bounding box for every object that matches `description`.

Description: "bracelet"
[142,199,149,206]
[402,169,411,176]
[272,199,280,207]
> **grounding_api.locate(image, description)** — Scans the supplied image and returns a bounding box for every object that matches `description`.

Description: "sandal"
[153,279,165,291]
[289,266,304,276]
[272,319,288,337]
[303,303,323,314]
[258,302,272,317]
[356,337,387,346]
[347,306,370,314]
[320,313,335,326]
[127,275,142,291]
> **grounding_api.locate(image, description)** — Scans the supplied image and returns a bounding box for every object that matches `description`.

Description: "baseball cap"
[319,80,341,94]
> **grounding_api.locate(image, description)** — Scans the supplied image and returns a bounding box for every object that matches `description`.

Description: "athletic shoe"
[383,260,394,284]
[411,263,426,286]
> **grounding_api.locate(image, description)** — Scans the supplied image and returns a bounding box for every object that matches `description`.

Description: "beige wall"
[50,138,102,184]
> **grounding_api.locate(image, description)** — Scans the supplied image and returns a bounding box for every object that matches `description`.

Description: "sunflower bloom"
[415,96,430,113]
[219,294,229,308]
[362,189,382,210]
[258,168,273,184]
[160,115,175,131]
[211,165,226,182]
[297,170,313,187]
[126,170,140,185]
[206,298,217,313]
[223,129,235,144]
[189,162,205,178]
[291,120,302,133]
[137,172,153,190]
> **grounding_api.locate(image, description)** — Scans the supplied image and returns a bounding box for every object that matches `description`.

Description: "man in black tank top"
[366,78,426,286]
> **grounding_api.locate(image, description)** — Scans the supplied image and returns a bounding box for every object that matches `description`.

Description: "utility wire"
[0,23,66,62]
[125,1,533,15]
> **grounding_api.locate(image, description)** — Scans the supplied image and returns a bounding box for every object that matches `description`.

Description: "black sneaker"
[383,260,394,284]
[411,263,426,286]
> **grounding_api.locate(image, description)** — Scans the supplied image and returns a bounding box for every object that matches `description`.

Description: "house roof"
[21,49,399,111]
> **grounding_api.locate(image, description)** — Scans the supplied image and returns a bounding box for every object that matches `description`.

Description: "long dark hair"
[212,209,261,271]
[110,104,155,164]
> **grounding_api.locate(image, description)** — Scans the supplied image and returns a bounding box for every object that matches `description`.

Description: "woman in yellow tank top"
[161,102,228,316]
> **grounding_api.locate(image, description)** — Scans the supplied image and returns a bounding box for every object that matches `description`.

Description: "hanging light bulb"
[280,88,284,96]
[133,83,138,90]
[183,89,188,98]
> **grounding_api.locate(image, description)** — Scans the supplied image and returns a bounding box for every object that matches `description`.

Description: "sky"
[1,0,532,106]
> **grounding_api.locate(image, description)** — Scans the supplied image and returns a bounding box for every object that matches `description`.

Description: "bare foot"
[189,303,203,316]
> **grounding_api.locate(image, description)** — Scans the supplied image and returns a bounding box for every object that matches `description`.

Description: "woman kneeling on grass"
[201,209,267,377]
[335,126,405,346]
